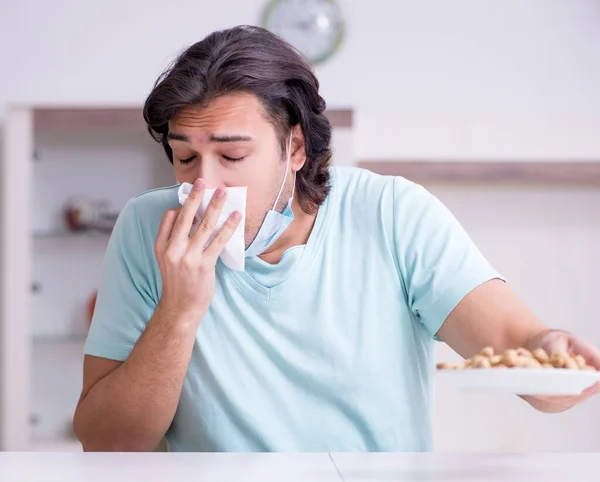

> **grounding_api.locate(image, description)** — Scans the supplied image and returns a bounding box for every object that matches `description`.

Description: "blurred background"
[1,0,600,452]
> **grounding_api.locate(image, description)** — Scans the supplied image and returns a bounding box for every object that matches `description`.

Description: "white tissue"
[177,183,247,271]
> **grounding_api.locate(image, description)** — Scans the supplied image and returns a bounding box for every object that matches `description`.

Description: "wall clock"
[262,0,345,65]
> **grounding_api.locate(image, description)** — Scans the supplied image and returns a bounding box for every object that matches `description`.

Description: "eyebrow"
[167,132,253,143]
[211,134,253,143]
[167,132,189,142]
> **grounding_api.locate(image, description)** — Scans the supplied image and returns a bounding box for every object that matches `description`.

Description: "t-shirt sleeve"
[393,178,503,339]
[84,198,158,361]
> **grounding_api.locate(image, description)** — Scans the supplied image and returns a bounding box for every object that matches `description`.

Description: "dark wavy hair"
[143,25,332,214]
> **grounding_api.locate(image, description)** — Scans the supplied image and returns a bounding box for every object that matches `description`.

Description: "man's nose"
[195,164,224,190]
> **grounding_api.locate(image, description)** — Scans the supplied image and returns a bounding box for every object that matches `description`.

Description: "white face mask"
[245,131,296,257]
[177,184,247,271]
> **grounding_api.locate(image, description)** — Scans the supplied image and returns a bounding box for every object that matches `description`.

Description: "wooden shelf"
[32,106,353,130]
[32,230,112,240]
[358,161,600,185]
[34,107,144,130]
[32,335,87,344]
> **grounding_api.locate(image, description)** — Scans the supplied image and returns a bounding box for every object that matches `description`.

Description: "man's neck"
[258,199,317,265]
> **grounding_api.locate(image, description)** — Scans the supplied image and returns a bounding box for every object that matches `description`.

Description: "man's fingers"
[203,211,242,263]
[582,381,600,396]
[531,382,600,409]
[155,209,180,255]
[540,331,600,370]
[171,178,205,242]
[189,187,227,250]
[571,341,600,370]
[544,333,569,356]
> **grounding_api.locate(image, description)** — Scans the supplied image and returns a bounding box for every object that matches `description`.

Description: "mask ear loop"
[271,131,294,211]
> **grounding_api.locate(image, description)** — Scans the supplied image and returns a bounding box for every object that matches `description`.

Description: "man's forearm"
[73,303,200,451]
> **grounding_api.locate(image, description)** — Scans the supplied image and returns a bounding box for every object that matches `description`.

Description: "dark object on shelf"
[64,198,93,231]
[64,198,118,233]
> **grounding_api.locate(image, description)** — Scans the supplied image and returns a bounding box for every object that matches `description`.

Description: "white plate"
[436,368,600,396]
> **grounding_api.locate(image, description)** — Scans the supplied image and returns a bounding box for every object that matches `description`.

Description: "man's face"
[168,93,302,247]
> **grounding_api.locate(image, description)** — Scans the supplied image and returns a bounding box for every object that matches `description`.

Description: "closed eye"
[179,155,196,164]
[223,155,245,162]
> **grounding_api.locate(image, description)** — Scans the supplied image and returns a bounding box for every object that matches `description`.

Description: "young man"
[73,25,600,452]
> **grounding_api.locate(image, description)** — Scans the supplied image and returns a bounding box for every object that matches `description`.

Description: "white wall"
[0,0,354,116]
[350,0,600,159]
[353,0,600,111]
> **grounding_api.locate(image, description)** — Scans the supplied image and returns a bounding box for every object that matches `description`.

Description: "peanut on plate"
[436,346,597,371]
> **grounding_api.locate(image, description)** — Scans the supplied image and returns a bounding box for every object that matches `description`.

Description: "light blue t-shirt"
[84,166,500,452]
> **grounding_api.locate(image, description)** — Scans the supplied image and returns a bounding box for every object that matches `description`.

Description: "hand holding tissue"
[177,183,247,271]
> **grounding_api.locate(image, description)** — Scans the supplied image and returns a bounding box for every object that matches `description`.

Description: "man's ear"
[290,125,307,171]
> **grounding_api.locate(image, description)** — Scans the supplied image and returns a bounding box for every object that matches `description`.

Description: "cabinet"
[0,105,353,451]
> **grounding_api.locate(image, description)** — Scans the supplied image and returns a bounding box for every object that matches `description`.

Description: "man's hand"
[438,280,600,413]
[155,178,241,322]
[74,178,242,451]
[521,330,600,413]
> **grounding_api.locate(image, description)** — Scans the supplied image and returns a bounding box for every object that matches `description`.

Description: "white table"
[0,452,599,481]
